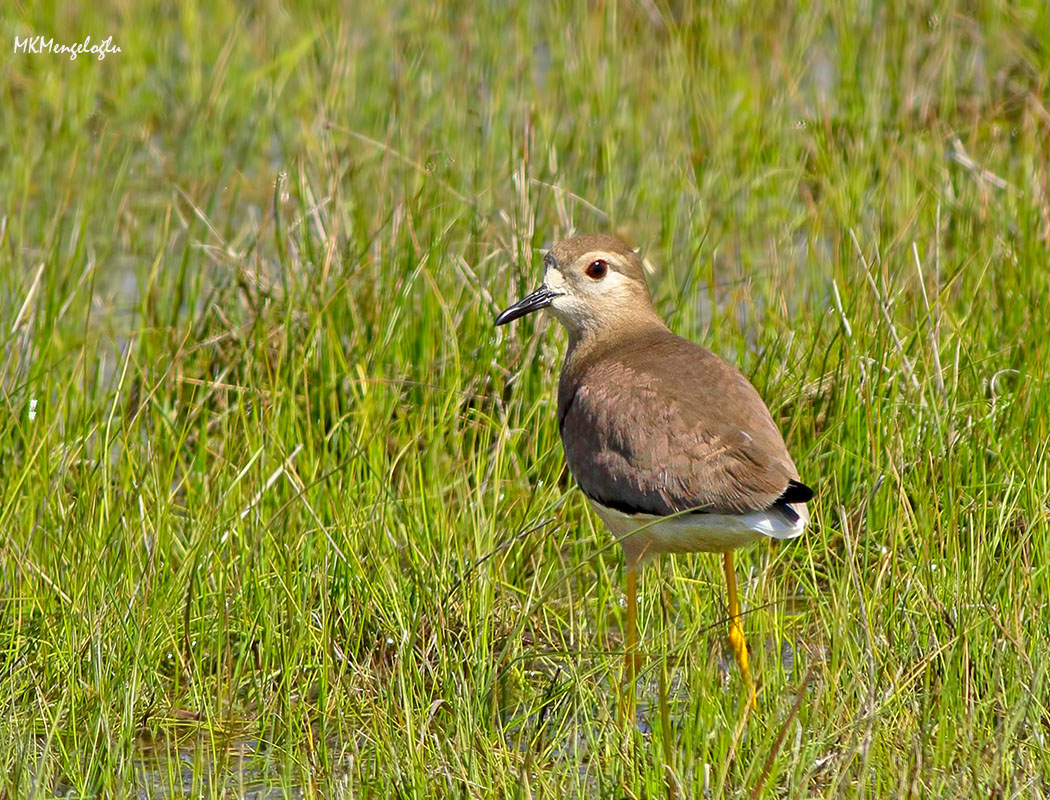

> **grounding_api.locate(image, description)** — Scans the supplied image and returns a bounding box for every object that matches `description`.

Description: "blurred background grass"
[2,1,1049,797]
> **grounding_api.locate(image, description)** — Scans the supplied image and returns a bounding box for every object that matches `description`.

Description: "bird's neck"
[563,312,669,374]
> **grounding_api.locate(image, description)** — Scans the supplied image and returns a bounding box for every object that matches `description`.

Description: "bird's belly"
[589,500,806,567]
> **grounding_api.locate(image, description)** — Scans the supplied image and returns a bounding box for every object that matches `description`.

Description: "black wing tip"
[778,479,814,505]
[771,480,813,525]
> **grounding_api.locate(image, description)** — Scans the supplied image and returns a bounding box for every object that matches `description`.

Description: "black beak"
[494,285,561,326]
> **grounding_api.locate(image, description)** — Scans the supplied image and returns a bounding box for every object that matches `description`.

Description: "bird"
[494,233,811,718]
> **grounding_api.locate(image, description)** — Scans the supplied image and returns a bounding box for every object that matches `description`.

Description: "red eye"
[585,259,608,279]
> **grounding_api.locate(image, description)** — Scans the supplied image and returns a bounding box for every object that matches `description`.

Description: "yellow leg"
[724,551,756,708]
[621,566,639,725]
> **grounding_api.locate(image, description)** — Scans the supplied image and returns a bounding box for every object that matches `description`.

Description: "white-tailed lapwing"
[495,234,811,716]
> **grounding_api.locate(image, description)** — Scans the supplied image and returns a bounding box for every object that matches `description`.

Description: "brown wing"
[558,330,806,517]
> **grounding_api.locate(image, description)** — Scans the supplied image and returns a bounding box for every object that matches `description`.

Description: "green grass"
[2,0,1049,797]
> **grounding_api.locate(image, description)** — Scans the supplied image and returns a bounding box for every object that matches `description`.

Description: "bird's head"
[495,234,659,341]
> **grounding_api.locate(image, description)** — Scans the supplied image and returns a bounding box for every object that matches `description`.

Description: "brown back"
[558,328,801,516]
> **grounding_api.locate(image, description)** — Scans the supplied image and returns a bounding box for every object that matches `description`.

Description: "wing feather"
[558,331,809,517]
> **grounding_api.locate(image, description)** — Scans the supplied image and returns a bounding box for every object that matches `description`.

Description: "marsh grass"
[2,1,1049,797]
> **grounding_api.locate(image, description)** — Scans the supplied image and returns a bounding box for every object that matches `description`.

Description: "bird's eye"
[585,259,608,280]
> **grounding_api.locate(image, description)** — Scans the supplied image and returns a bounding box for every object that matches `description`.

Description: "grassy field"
[3,1,1050,797]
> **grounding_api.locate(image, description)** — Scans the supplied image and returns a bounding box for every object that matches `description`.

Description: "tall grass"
[2,1,1049,797]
